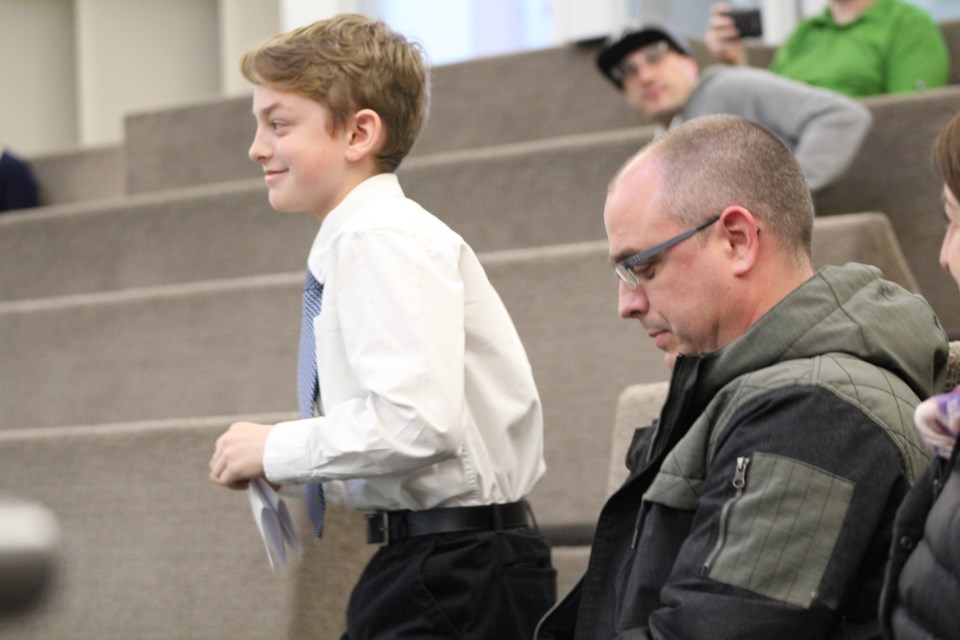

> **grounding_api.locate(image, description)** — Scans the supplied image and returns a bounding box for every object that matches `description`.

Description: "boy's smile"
[262,167,288,184]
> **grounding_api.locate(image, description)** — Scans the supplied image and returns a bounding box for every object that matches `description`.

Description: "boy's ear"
[345,108,385,163]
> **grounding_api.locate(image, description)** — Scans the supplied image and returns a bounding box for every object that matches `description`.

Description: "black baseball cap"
[597,26,693,89]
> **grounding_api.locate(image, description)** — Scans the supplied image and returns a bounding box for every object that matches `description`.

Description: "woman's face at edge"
[940,184,960,289]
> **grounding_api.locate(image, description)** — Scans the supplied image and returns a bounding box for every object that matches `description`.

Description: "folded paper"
[247,478,303,571]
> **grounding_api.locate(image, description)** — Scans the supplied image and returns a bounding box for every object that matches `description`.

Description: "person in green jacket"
[706,0,950,97]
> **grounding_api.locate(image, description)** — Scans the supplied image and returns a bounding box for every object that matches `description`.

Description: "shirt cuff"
[263,418,318,484]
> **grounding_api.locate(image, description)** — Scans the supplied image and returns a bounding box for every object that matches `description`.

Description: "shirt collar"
[307,172,404,281]
[810,0,887,28]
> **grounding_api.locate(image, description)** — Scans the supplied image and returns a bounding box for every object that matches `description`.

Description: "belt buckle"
[366,511,390,546]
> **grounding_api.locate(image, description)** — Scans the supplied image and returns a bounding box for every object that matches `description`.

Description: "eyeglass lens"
[615,41,670,80]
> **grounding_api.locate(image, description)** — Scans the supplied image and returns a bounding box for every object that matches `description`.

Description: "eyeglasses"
[614,215,721,289]
[612,40,671,83]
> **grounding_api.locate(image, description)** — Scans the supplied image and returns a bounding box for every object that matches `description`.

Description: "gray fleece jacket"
[677,65,873,192]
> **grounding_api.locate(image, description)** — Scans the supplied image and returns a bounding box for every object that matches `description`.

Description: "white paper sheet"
[246,479,303,572]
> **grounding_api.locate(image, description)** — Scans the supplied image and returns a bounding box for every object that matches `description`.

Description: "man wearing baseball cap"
[595,25,872,193]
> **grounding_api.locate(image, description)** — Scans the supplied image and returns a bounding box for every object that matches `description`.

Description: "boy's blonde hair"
[240,13,429,172]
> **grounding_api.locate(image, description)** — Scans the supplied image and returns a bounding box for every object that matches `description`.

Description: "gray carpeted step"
[0,213,919,540]
[27,144,126,207]
[0,417,372,640]
[0,129,655,302]
[121,43,640,195]
[813,85,960,336]
[0,242,664,538]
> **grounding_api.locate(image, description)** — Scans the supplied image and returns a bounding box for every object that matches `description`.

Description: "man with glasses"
[535,115,947,639]
[596,26,872,192]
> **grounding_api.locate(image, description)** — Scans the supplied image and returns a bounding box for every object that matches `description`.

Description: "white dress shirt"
[263,173,546,512]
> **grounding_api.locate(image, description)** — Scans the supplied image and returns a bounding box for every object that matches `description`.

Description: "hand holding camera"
[705,3,762,66]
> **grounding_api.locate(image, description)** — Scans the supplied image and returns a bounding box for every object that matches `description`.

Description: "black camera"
[728,9,762,39]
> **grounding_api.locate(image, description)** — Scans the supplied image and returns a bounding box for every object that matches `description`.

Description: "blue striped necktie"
[297,268,325,538]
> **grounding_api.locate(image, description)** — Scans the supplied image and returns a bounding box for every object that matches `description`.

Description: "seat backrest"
[815,86,960,334]
[937,18,960,84]
[810,211,919,293]
[607,381,669,495]
[946,340,960,392]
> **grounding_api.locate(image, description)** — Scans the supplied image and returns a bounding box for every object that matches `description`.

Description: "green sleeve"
[884,11,949,93]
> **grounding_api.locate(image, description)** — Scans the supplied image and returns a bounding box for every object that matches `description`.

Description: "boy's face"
[248,85,353,219]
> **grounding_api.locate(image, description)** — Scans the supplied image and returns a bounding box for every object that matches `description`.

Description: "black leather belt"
[366,500,531,545]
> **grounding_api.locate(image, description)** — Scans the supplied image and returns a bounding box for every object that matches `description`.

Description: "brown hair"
[240,13,429,172]
[635,115,814,262]
[934,109,960,201]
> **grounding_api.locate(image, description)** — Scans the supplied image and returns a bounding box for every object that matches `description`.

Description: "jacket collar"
[689,263,945,408]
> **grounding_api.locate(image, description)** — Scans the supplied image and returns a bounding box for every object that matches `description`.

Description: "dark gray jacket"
[881,442,960,639]
[537,263,947,640]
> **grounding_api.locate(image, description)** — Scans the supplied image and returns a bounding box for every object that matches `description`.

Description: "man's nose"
[618,281,649,318]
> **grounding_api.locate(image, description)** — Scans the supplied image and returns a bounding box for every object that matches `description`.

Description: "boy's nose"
[248,132,270,163]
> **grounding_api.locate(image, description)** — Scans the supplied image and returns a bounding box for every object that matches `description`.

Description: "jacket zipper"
[630,503,646,549]
[702,456,750,572]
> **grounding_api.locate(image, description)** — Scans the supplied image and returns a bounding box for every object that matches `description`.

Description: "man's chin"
[636,104,677,125]
[664,351,678,370]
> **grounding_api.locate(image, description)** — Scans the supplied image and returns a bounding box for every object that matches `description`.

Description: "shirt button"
[899,535,916,551]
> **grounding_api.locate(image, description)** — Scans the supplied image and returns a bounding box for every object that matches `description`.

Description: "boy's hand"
[706,2,747,66]
[209,421,272,490]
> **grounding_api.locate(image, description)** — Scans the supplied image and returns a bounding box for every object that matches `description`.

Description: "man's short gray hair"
[629,115,814,261]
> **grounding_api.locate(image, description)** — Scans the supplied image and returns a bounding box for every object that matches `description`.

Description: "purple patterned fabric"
[914,386,960,458]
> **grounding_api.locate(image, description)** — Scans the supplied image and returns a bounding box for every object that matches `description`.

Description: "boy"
[207,13,556,639]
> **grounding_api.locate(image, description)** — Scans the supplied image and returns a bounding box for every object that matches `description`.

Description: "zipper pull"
[702,456,751,573]
[733,457,749,489]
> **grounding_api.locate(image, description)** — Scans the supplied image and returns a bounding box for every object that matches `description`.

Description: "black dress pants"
[342,525,556,639]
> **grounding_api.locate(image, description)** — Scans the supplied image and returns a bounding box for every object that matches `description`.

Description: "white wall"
[1,0,958,155]
[75,0,221,147]
[551,0,625,42]
[0,0,76,155]
[281,0,355,28]
[219,0,281,96]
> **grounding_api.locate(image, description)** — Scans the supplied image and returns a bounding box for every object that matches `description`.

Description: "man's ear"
[718,206,760,277]
[345,108,384,163]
